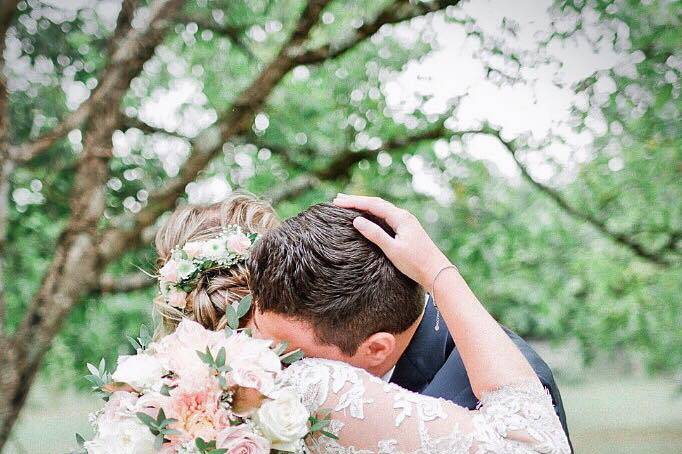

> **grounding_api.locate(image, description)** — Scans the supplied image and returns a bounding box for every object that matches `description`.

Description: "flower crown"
[158,225,258,306]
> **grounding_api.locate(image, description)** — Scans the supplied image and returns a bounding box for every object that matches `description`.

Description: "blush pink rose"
[182,241,204,259]
[230,364,276,397]
[226,233,252,255]
[159,259,180,283]
[167,290,187,309]
[216,426,270,454]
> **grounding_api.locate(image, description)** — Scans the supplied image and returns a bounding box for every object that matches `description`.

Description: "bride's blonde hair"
[153,192,279,338]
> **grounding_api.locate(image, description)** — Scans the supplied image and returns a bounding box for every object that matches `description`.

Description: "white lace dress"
[282,358,571,454]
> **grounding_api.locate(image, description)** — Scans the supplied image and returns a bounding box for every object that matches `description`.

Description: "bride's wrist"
[423,259,461,293]
[431,266,478,313]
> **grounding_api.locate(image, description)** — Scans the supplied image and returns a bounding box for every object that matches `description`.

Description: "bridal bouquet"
[74,316,333,454]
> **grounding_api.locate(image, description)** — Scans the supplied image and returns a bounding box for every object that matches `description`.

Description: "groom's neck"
[366,310,424,377]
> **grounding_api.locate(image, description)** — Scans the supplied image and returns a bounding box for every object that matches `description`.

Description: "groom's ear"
[357,332,396,367]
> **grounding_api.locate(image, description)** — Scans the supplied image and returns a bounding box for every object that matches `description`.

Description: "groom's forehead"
[253,309,313,339]
[252,309,341,355]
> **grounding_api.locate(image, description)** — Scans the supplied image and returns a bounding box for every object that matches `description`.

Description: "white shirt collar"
[381,366,395,382]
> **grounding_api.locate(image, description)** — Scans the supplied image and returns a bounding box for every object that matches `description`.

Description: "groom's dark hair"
[248,203,424,355]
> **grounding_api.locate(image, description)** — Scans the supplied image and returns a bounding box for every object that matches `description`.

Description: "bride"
[152,192,570,453]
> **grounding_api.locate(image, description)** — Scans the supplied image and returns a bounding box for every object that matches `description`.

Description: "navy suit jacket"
[390,297,573,452]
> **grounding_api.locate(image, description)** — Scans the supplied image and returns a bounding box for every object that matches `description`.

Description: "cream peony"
[216,425,270,454]
[151,319,225,381]
[220,333,281,374]
[85,417,156,454]
[253,387,309,451]
[112,354,165,392]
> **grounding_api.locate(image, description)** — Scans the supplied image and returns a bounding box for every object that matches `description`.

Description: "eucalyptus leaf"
[236,294,252,318]
[281,349,304,364]
[86,363,98,376]
[226,304,239,330]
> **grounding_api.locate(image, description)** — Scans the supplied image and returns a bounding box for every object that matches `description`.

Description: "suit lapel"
[390,296,451,392]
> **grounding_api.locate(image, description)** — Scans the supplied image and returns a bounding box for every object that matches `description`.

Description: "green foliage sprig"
[136,408,180,449]
[195,438,227,454]
[84,359,111,399]
[126,324,152,351]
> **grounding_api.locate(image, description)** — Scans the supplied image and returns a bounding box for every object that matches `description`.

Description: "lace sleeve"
[281,358,570,454]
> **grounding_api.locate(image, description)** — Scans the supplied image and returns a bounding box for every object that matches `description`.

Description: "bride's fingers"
[334,194,404,229]
[353,216,394,251]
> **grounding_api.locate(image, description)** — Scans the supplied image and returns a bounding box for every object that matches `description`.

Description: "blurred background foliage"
[2,0,680,392]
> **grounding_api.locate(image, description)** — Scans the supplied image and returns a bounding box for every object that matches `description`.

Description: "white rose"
[112,354,165,392]
[254,387,309,452]
[85,417,156,454]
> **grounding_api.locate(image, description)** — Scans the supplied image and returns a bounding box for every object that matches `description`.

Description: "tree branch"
[470,125,674,266]
[180,12,257,61]
[294,0,463,65]
[7,1,146,164]
[0,0,19,48]
[319,125,450,180]
[122,115,189,139]
[7,103,92,163]
[107,0,140,58]
[268,174,321,204]
[657,230,681,254]
[268,121,452,203]
[96,271,155,294]
[99,0,332,261]
[3,3,186,438]
[270,122,677,266]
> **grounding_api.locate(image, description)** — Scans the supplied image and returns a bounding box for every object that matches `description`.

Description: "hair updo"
[153,192,279,338]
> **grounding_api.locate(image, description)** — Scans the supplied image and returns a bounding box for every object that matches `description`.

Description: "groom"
[247,199,572,449]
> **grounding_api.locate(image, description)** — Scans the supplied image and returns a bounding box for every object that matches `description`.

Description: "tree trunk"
[0,0,185,446]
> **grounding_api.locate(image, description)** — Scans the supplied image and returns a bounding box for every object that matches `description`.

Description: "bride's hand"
[334,194,543,401]
[332,194,453,289]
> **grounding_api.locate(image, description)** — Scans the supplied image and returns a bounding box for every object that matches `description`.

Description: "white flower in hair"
[175,258,195,279]
[201,237,229,260]
[157,225,259,301]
